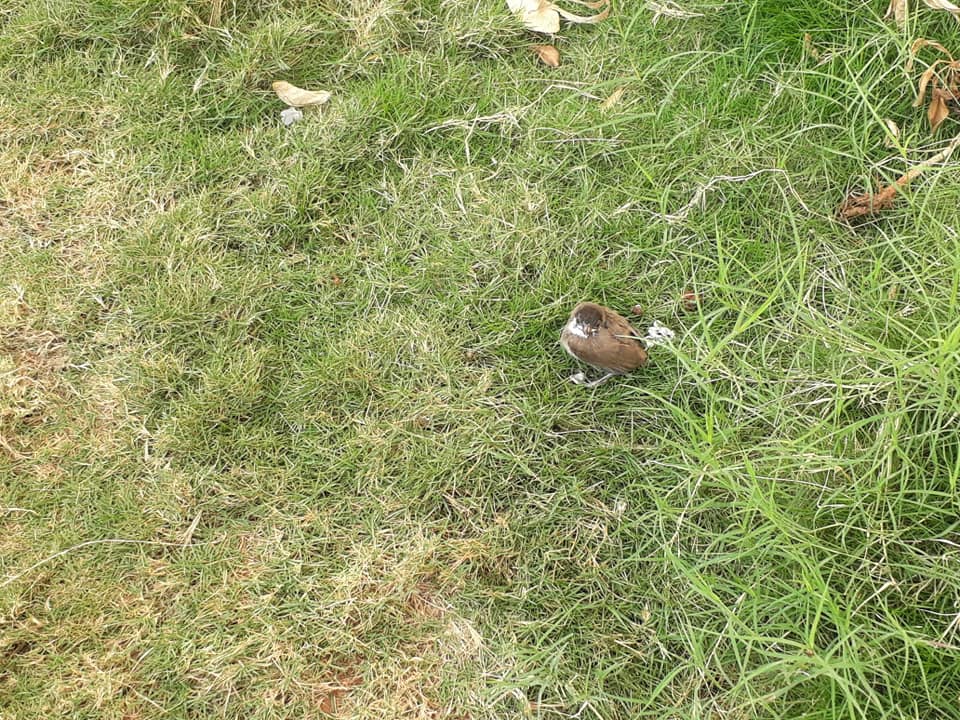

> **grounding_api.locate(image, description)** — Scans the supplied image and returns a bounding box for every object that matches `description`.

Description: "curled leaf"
[907,38,953,75]
[915,65,938,107]
[532,44,561,66]
[908,38,960,133]
[554,1,610,24]
[910,38,954,59]
[923,0,960,19]
[272,81,331,108]
[885,0,908,25]
[929,89,952,130]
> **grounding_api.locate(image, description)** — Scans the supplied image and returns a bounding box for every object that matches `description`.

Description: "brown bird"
[560,302,648,387]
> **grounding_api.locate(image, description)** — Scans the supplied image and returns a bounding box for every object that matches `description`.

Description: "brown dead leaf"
[886,0,908,25]
[923,0,960,20]
[910,38,953,60]
[271,81,331,108]
[600,86,626,111]
[532,44,561,67]
[507,0,609,34]
[914,65,938,106]
[908,39,960,132]
[929,89,952,129]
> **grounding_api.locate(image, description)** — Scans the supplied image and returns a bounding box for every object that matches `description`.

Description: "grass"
[2,0,960,717]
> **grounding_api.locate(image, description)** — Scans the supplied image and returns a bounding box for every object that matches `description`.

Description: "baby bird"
[560,302,648,387]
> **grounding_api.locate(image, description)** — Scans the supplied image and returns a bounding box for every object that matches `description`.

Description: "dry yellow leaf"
[908,38,953,73]
[532,44,561,67]
[599,86,626,111]
[883,118,901,147]
[885,0,908,25]
[272,81,332,108]
[923,0,960,20]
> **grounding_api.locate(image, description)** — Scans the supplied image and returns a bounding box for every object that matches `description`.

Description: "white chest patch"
[565,320,590,339]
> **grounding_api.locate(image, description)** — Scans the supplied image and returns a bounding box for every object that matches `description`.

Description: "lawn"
[2,0,960,717]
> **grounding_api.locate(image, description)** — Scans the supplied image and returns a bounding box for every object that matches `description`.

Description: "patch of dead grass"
[0,309,138,472]
[334,0,414,58]
[0,326,69,459]
[0,569,166,718]
[303,663,365,717]
[0,113,137,285]
[318,532,502,718]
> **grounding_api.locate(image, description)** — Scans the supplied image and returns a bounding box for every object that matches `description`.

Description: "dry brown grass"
[0,108,138,290]
[305,532,504,719]
[0,326,69,459]
[0,316,136,466]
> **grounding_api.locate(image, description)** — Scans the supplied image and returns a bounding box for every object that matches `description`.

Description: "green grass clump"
[3,0,960,717]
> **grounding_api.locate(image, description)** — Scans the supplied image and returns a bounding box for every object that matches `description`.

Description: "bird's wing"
[598,313,648,372]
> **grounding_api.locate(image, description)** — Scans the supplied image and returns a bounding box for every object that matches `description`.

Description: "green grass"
[3,0,960,717]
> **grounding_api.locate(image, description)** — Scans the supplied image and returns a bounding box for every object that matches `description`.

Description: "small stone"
[280,106,303,126]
